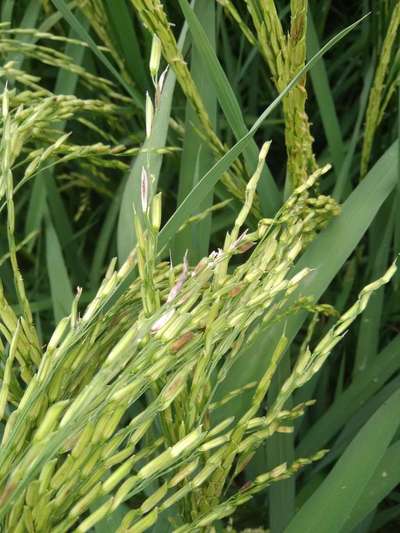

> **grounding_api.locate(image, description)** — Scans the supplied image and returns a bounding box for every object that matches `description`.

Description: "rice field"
[0,1,399,531]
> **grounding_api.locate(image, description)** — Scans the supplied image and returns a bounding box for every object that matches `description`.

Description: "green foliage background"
[0,0,399,531]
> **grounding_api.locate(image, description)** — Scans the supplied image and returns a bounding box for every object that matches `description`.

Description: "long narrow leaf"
[173,0,217,263]
[216,140,399,413]
[45,218,74,322]
[51,0,144,108]
[298,334,400,456]
[285,387,400,533]
[178,0,281,215]
[158,15,368,254]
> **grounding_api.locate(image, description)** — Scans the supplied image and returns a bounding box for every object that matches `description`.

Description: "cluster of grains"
[0,82,394,529]
[131,0,258,212]
[219,0,318,189]
[0,13,396,531]
[361,2,400,176]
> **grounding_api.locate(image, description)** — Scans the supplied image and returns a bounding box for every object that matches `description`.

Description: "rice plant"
[0,1,399,532]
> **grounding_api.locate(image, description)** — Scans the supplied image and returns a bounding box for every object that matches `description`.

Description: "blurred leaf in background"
[0,0,398,531]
